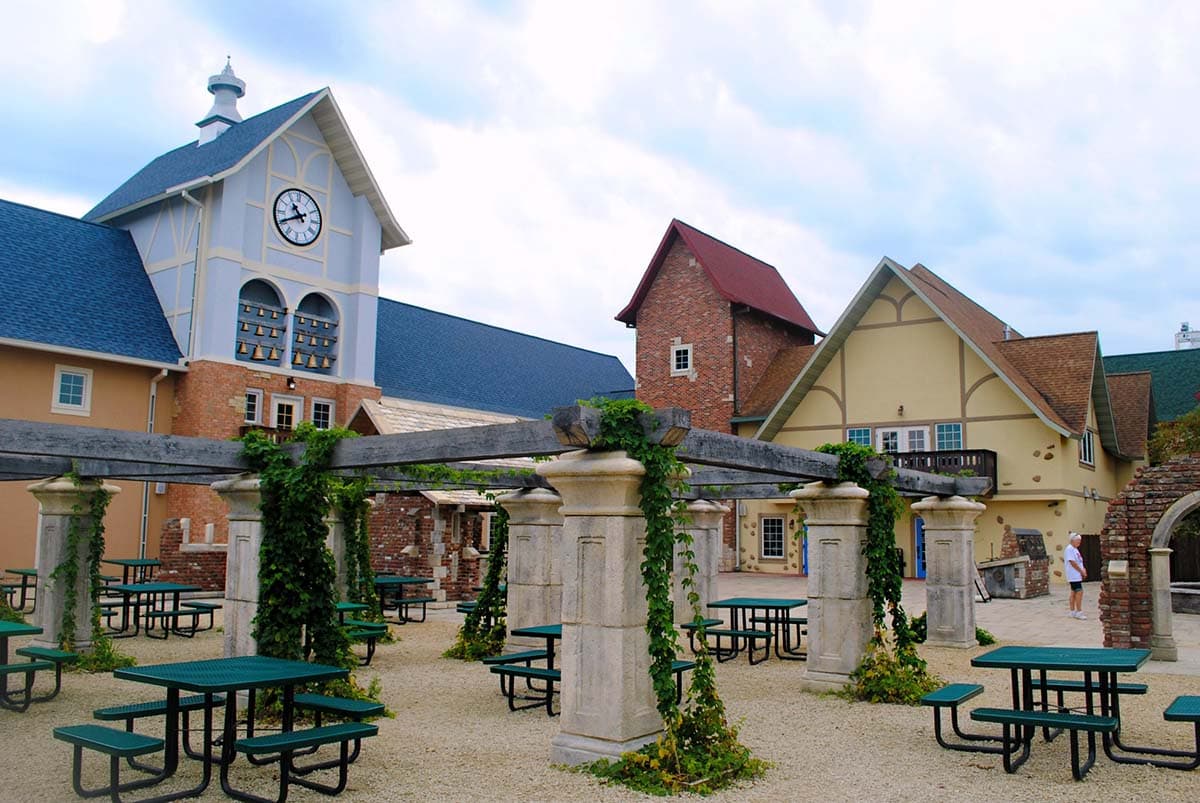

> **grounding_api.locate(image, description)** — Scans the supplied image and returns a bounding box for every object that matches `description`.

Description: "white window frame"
[311,397,336,430]
[935,422,963,451]
[51,365,93,416]
[846,427,872,446]
[271,394,304,431]
[670,343,693,376]
[760,516,786,560]
[1080,428,1095,467]
[877,426,929,454]
[244,389,263,425]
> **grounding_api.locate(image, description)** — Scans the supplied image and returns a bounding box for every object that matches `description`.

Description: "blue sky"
[2,0,1196,375]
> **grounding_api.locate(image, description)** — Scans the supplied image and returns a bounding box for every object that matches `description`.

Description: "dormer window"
[236,280,286,367]
[293,293,339,375]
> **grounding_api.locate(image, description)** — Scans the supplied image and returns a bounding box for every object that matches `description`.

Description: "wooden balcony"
[891,449,997,496]
[238,424,292,444]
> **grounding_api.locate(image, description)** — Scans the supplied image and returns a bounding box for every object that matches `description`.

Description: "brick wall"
[368,493,487,601]
[1099,454,1200,649]
[158,359,381,589]
[998,524,1049,597]
[155,519,227,590]
[733,308,815,412]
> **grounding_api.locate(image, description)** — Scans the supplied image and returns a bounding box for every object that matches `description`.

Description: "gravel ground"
[2,612,1198,802]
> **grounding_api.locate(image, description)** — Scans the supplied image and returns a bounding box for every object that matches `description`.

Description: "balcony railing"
[238,424,293,444]
[891,449,997,495]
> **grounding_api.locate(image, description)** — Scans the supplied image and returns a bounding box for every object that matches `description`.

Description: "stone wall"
[997,524,1049,597]
[1099,454,1200,650]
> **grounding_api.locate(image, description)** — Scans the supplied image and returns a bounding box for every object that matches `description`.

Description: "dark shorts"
[1069,581,1083,592]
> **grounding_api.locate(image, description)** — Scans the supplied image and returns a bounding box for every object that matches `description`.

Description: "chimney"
[196,58,245,145]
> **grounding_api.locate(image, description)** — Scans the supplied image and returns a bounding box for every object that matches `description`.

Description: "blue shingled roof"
[84,91,321,222]
[375,299,634,418]
[1104,349,1200,421]
[0,199,182,364]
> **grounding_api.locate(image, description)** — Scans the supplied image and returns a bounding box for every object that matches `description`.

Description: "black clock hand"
[279,212,306,223]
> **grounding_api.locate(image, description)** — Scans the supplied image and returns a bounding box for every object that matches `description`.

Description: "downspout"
[179,188,206,359]
[731,305,741,431]
[140,369,170,558]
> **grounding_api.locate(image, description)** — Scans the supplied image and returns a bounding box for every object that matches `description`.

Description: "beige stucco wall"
[0,345,176,571]
[737,276,1138,582]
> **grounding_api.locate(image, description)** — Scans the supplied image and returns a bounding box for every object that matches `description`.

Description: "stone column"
[673,500,726,625]
[499,488,564,651]
[789,481,872,692]
[538,450,660,765]
[214,475,262,657]
[911,495,986,648]
[1148,547,1178,661]
[27,477,121,651]
[325,508,347,600]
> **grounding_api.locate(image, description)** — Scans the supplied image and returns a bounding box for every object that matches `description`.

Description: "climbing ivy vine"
[815,442,940,704]
[49,473,134,671]
[240,424,355,668]
[582,399,765,795]
[330,475,381,620]
[444,498,509,661]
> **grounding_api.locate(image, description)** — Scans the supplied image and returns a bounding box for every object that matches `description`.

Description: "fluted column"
[27,477,121,651]
[538,450,660,765]
[789,481,871,692]
[911,495,986,648]
[674,500,726,625]
[1149,547,1178,661]
[498,488,564,650]
[214,475,262,657]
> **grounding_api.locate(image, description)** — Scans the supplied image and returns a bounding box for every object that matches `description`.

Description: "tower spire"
[197,57,246,145]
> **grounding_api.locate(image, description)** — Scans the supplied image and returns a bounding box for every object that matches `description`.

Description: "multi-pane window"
[671,344,692,375]
[52,365,92,416]
[312,399,335,430]
[761,517,785,559]
[846,427,871,446]
[244,389,263,425]
[907,429,926,452]
[936,423,963,451]
[1080,429,1095,466]
[272,395,302,431]
[880,431,899,453]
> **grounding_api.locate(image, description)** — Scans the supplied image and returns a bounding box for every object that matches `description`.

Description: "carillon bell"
[323,321,330,329]
[297,315,306,325]
[306,354,318,368]
[256,306,265,317]
[293,351,304,365]
[270,310,279,320]
[267,347,279,361]
[238,341,248,355]
[255,324,265,336]
[269,327,279,338]
[321,356,331,369]
[240,322,250,332]
[251,344,265,361]
[243,303,252,313]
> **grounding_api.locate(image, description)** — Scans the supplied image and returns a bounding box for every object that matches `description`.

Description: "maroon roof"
[616,219,823,335]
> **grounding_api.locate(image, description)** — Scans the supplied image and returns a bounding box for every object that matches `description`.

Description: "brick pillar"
[790,481,871,692]
[911,495,986,648]
[1148,547,1177,661]
[498,488,563,651]
[27,477,121,651]
[674,500,726,625]
[213,476,262,657]
[538,450,660,765]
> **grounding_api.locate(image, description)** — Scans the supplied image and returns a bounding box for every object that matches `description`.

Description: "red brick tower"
[616,219,822,567]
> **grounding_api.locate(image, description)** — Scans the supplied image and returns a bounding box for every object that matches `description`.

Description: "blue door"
[914,517,927,579]
[801,523,809,575]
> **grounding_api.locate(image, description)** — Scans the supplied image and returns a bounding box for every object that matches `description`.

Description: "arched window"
[235,280,287,366]
[292,292,339,375]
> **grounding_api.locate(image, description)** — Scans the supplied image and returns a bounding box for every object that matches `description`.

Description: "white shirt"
[1064,543,1084,582]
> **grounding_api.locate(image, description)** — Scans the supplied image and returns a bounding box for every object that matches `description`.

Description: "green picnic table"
[4,568,37,613]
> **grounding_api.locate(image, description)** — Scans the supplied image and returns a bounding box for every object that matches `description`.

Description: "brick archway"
[1099,453,1200,660]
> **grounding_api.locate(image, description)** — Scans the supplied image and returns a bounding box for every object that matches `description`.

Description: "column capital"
[1148,547,1173,556]
[498,487,563,525]
[684,499,728,530]
[536,450,645,516]
[212,475,262,520]
[910,495,986,529]
[27,476,121,515]
[789,481,869,526]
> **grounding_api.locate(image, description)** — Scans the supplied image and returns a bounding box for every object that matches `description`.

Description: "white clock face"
[273,189,322,246]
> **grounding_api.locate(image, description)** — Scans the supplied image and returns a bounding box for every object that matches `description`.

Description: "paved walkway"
[717,571,1200,675]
